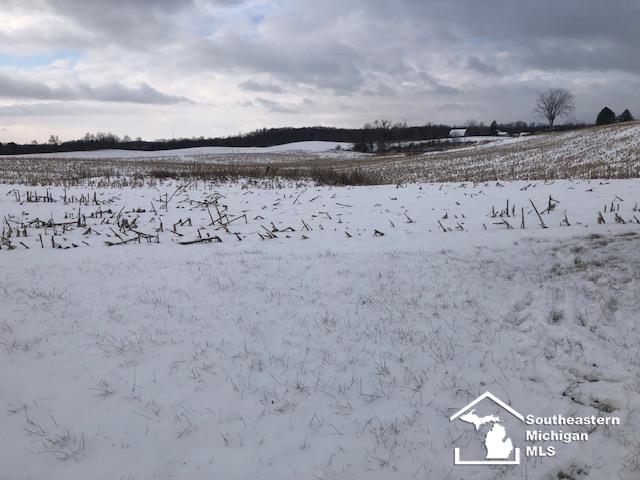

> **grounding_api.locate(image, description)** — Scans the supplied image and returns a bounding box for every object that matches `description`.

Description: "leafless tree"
[534,88,575,129]
[364,119,394,152]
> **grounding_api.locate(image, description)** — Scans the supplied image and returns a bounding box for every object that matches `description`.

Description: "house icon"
[449,391,525,465]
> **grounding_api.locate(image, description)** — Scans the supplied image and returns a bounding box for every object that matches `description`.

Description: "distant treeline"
[0,121,591,155]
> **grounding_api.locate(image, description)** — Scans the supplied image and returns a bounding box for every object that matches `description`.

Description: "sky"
[0,0,639,143]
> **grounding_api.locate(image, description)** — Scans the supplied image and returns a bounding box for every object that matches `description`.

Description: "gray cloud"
[0,102,119,116]
[1,0,639,141]
[36,0,251,50]
[254,97,297,114]
[46,0,194,46]
[239,80,284,94]
[186,32,365,94]
[466,57,500,75]
[362,83,397,97]
[520,42,640,74]
[0,73,189,104]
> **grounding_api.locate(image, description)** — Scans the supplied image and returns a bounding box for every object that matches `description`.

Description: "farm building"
[449,128,468,137]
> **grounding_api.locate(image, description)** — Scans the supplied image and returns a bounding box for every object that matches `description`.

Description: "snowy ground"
[1,179,639,479]
[5,125,640,186]
[2,137,513,161]
[1,136,520,166]
[3,141,357,162]
[364,122,640,183]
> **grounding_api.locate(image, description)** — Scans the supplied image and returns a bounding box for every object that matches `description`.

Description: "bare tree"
[534,88,575,129]
[364,119,394,152]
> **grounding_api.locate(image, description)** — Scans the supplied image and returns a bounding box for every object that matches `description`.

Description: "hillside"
[1,123,638,186]
[5,141,354,159]
[360,121,640,183]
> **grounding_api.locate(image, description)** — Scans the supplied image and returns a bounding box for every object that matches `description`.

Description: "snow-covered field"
[6,124,640,187]
[2,137,513,161]
[365,122,640,183]
[1,178,639,479]
[1,136,522,166]
[390,135,527,148]
[4,141,357,162]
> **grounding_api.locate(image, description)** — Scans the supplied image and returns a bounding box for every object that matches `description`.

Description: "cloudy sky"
[1,0,638,143]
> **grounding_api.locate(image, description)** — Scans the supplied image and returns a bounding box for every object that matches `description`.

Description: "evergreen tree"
[617,109,634,122]
[596,107,617,126]
[490,120,499,135]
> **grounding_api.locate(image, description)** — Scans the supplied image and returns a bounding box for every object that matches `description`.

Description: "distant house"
[449,128,468,138]
[496,130,510,137]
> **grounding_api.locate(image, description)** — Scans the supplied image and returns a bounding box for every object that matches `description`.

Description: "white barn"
[449,128,468,138]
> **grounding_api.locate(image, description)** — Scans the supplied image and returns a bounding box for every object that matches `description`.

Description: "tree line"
[0,121,589,156]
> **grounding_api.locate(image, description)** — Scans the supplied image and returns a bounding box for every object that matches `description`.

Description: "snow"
[389,135,525,147]
[4,141,354,160]
[1,178,639,479]
[367,122,640,183]
[2,137,528,164]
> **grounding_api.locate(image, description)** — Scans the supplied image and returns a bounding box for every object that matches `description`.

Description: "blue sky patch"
[0,49,81,69]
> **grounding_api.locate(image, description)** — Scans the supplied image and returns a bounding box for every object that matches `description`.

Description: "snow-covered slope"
[7,141,354,159]
[367,122,640,183]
